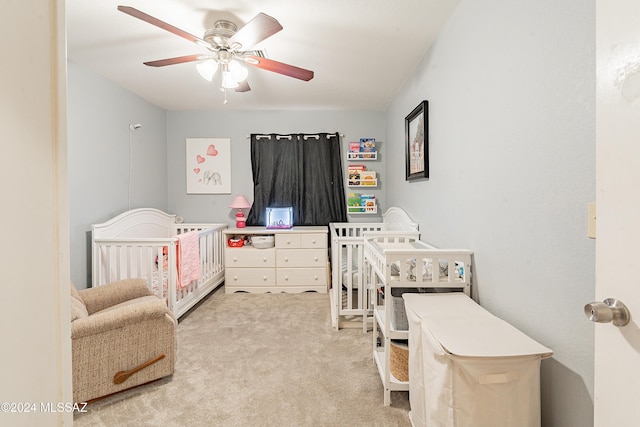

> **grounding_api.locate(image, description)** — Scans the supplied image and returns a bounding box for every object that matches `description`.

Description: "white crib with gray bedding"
[329,207,419,330]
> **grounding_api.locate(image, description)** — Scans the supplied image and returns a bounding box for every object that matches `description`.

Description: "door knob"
[584,298,630,327]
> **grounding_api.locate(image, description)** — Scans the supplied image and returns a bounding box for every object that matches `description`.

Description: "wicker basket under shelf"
[390,340,409,382]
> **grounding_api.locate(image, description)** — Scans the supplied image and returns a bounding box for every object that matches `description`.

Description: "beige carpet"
[74,286,411,426]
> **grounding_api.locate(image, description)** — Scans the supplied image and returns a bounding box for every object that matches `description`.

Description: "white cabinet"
[224,226,328,293]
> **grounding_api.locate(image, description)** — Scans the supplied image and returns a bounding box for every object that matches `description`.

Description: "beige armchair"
[70,279,177,403]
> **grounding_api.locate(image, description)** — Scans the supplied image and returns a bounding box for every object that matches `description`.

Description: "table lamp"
[229,195,251,228]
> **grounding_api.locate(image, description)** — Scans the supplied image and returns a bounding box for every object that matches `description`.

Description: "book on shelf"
[347,164,367,171]
[349,142,361,152]
[359,138,376,158]
[348,138,377,158]
[347,192,376,213]
[347,165,376,186]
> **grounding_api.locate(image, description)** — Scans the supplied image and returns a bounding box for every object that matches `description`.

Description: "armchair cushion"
[71,296,170,340]
[79,278,154,314]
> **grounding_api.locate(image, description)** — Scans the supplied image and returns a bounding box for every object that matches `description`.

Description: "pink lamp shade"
[229,195,251,228]
[229,195,251,209]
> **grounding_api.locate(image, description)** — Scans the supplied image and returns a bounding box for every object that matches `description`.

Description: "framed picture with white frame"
[186,138,231,194]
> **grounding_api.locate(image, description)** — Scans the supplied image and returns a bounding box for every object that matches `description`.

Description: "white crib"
[329,207,419,330]
[91,208,227,318]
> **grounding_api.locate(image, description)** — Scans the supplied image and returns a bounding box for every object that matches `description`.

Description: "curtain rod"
[246,133,344,140]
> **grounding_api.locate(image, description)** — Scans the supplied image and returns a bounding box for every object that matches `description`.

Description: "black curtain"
[246,132,347,226]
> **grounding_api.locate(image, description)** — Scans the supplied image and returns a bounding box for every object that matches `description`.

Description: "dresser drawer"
[275,234,301,249]
[300,233,327,249]
[276,249,327,268]
[225,248,275,268]
[226,268,275,286]
[277,268,327,286]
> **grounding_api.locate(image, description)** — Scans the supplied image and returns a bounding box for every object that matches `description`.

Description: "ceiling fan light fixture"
[221,70,239,89]
[229,60,249,82]
[196,59,218,81]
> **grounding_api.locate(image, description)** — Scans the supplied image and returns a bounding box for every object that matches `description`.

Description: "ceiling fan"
[117,6,314,103]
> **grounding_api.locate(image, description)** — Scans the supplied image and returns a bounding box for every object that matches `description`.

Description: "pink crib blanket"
[176,231,202,288]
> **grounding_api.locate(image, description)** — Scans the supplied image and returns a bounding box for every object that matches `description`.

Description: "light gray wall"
[166,110,385,224]
[384,0,595,426]
[68,63,384,287]
[67,62,168,288]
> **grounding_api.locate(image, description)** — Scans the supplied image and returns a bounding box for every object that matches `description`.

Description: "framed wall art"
[405,100,429,181]
[186,138,231,194]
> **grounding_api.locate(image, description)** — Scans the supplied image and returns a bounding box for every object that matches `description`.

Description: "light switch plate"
[587,202,596,239]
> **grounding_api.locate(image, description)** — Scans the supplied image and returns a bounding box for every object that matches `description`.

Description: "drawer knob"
[263,276,267,281]
[285,276,289,281]
[314,257,318,262]
[233,257,237,262]
[262,257,267,262]
[286,240,291,245]
[233,275,238,281]
[312,239,316,244]
[284,257,289,262]
[314,275,318,280]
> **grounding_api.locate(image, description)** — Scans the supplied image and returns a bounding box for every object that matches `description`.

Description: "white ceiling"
[67,0,459,111]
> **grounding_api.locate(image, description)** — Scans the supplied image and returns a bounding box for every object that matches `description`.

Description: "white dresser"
[223,226,328,293]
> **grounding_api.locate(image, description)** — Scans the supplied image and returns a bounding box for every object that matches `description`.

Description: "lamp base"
[235,212,246,228]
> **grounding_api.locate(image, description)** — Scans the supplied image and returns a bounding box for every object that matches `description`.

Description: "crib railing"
[92,223,227,316]
[363,233,473,294]
[363,232,424,284]
[329,223,422,330]
[330,222,385,238]
[330,223,385,325]
[171,224,226,315]
[92,237,175,292]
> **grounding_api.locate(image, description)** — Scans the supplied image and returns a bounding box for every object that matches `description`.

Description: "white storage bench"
[403,293,553,427]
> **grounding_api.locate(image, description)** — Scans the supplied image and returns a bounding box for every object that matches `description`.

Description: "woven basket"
[390,340,409,382]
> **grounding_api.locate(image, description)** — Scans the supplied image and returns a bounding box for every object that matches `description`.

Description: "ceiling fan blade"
[229,13,283,49]
[235,80,251,92]
[245,55,314,81]
[144,54,209,67]
[118,6,208,47]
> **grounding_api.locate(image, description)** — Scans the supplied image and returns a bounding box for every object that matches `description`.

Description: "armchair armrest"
[80,278,153,314]
[71,298,175,340]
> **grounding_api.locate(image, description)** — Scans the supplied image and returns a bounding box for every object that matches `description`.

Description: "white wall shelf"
[347,178,378,187]
[347,205,377,214]
[347,152,377,160]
